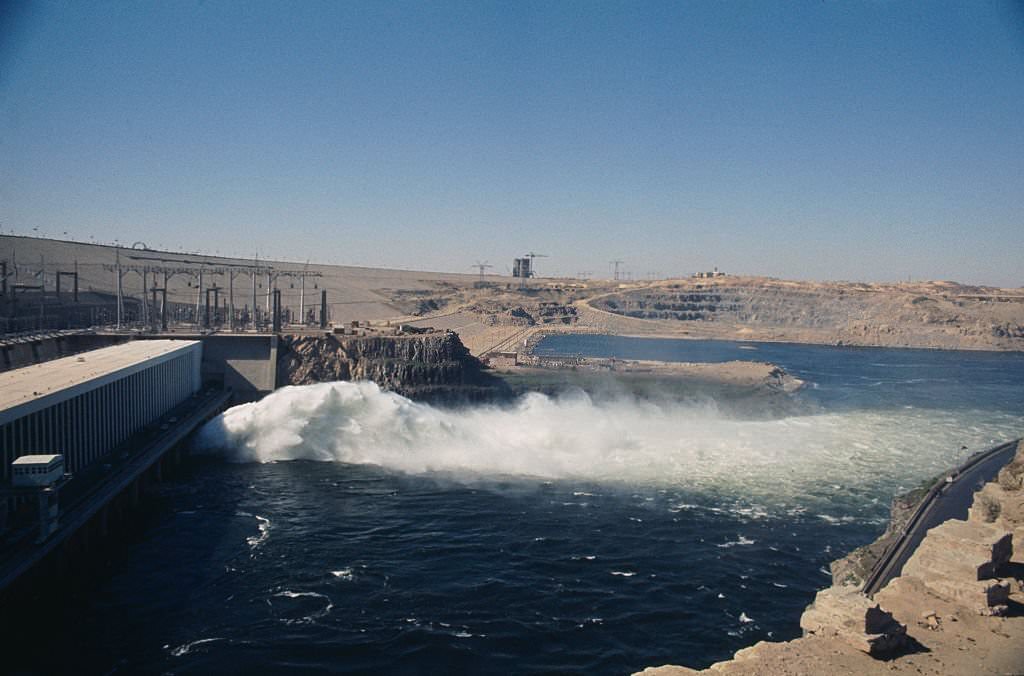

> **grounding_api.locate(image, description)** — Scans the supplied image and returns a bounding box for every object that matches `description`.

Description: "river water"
[19,336,1024,674]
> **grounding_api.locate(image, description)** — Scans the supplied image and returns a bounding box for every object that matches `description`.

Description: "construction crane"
[471,261,493,283]
[524,252,548,278]
[609,259,624,281]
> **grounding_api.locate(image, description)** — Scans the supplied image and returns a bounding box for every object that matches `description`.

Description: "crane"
[524,252,548,278]
[471,261,493,283]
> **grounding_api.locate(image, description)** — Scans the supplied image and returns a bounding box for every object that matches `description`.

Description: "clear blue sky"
[2,1,1022,285]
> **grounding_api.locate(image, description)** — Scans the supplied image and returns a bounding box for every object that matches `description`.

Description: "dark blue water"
[17,337,1024,675]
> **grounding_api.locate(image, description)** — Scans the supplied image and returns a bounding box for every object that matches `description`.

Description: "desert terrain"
[3,235,1022,354]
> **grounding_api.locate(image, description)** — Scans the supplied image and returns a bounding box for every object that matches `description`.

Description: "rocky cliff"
[276,331,507,403]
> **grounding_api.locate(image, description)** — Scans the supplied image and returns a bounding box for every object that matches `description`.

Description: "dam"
[0,238,1021,672]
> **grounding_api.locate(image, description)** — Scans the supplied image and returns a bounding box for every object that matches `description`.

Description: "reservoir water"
[17,337,1024,674]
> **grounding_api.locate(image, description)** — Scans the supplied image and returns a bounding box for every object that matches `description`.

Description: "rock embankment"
[636,440,1024,676]
[276,331,507,402]
[511,355,803,395]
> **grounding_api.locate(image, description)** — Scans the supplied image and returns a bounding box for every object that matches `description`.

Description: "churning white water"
[194,381,1022,505]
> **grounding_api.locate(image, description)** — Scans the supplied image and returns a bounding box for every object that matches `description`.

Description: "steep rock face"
[899,519,1012,615]
[276,332,506,402]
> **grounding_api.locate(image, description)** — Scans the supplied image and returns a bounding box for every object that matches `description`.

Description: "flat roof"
[0,340,200,415]
[12,454,62,465]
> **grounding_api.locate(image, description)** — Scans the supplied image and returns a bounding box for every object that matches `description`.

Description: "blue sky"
[1,1,1022,285]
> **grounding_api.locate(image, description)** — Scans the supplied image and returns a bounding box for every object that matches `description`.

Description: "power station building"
[0,340,202,483]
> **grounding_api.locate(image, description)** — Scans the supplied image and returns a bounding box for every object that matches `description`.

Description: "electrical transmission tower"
[472,261,493,283]
[609,259,624,281]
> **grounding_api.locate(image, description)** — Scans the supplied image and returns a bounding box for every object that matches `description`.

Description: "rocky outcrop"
[799,587,907,656]
[899,520,1012,615]
[970,441,1024,549]
[276,331,507,403]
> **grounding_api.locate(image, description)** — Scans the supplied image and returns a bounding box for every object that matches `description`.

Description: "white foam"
[169,637,224,657]
[246,515,271,549]
[194,381,1023,505]
[271,591,334,624]
[275,590,325,599]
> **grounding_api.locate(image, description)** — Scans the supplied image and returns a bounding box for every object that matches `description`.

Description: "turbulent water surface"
[26,337,1024,674]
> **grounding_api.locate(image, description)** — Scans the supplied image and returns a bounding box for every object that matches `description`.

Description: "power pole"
[195,267,203,329]
[115,248,123,329]
[610,259,624,281]
[141,268,148,327]
[162,270,169,331]
[265,271,272,317]
[272,289,281,333]
[299,260,309,326]
[251,266,258,330]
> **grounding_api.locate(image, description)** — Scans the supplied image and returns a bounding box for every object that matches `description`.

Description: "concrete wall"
[192,334,277,401]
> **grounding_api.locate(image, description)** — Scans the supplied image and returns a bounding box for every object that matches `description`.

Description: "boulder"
[799,587,907,656]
